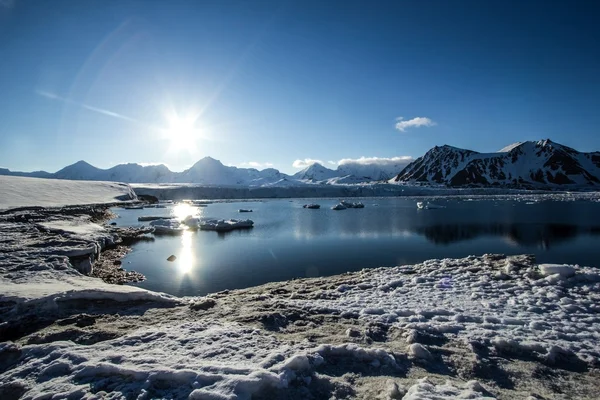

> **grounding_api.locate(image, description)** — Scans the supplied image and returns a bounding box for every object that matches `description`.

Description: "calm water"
[111,198,600,296]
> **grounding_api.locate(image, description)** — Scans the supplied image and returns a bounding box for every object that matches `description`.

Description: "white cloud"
[239,161,274,169]
[395,116,436,132]
[337,156,414,167]
[292,159,324,169]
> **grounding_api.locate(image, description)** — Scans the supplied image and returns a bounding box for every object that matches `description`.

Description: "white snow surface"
[0,175,136,210]
[280,255,600,367]
[0,321,402,400]
[1,213,178,308]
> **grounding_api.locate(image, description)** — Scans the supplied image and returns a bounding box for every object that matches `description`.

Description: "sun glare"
[166,113,200,153]
[172,203,198,220]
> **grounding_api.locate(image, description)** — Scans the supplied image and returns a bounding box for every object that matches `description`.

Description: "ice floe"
[303,203,321,209]
[199,218,254,232]
[149,219,186,235]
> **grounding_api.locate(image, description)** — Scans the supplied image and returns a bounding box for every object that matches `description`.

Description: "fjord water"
[113,198,600,296]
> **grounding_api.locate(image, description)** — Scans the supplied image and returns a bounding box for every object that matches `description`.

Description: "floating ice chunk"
[340,200,365,208]
[539,264,576,278]
[138,216,173,222]
[199,219,254,232]
[182,216,202,228]
[331,203,347,210]
[417,201,445,210]
[149,219,185,235]
[302,204,320,209]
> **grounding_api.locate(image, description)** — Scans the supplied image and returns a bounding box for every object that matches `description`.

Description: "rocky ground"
[1,206,599,399]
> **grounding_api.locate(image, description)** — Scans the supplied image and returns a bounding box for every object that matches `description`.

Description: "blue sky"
[1,0,599,174]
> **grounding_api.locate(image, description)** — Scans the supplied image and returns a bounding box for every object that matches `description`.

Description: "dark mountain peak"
[429,144,473,154]
[396,139,600,188]
[58,160,99,171]
[72,160,94,167]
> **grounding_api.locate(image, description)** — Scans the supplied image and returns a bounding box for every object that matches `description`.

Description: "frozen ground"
[0,175,136,211]
[2,244,599,398]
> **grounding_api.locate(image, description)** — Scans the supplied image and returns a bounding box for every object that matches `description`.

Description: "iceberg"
[149,219,185,235]
[340,200,365,208]
[332,203,347,210]
[238,209,253,213]
[199,218,254,232]
[182,216,203,229]
[303,203,321,209]
[138,216,173,222]
[417,201,445,210]
[122,205,144,210]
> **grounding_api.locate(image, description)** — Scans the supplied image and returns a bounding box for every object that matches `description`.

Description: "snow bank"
[0,211,177,314]
[0,320,399,399]
[403,378,494,400]
[281,255,600,367]
[539,264,577,278]
[0,175,136,210]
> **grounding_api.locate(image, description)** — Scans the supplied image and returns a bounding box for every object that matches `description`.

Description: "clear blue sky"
[1,0,599,174]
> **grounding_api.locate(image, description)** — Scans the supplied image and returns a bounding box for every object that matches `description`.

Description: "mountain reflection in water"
[416,223,600,248]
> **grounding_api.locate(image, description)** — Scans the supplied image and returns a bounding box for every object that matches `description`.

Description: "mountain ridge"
[393,139,600,188]
[0,158,397,187]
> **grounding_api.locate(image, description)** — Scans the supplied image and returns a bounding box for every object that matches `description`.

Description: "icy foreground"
[0,176,137,211]
[2,251,600,399]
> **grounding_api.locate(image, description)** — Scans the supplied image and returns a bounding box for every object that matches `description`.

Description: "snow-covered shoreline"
[2,248,599,399]
[0,176,137,211]
[2,178,600,399]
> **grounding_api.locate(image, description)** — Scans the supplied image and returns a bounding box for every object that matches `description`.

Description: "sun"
[166,113,200,152]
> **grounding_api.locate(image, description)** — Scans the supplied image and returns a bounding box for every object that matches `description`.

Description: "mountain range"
[2,139,599,188]
[0,157,404,187]
[393,139,600,188]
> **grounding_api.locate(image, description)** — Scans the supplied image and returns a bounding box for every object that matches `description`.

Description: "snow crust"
[280,255,600,367]
[0,320,402,399]
[0,176,136,211]
[0,212,178,310]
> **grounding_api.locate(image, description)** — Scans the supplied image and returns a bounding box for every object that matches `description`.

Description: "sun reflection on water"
[177,230,195,274]
[172,203,199,221]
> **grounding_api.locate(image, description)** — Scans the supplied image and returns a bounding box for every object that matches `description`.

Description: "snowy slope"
[53,160,103,180]
[1,158,291,187]
[292,162,339,182]
[2,158,410,186]
[0,175,137,210]
[176,157,289,186]
[104,163,174,183]
[394,139,600,188]
[337,162,405,182]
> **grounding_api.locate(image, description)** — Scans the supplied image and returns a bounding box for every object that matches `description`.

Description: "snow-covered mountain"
[0,158,290,187]
[176,157,289,186]
[393,139,600,188]
[105,163,174,183]
[292,163,338,182]
[292,160,407,184]
[54,161,103,180]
